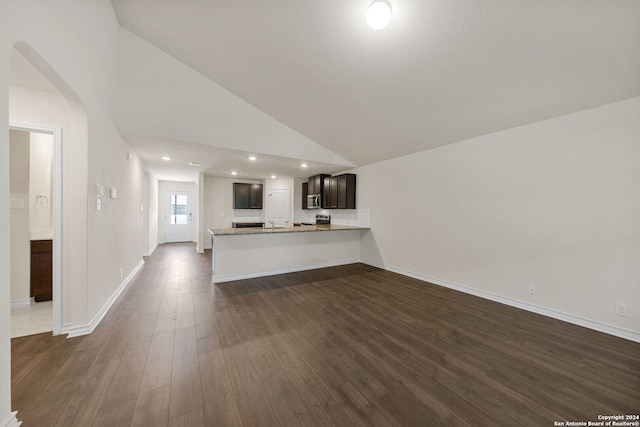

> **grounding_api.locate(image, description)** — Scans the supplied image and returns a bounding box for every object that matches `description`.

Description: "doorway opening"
[9,124,62,337]
[165,191,193,242]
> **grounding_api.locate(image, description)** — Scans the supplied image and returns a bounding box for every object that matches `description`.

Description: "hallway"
[11,243,640,426]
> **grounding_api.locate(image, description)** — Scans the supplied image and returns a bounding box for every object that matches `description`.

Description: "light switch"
[96,198,101,211]
[96,184,104,196]
[110,188,117,199]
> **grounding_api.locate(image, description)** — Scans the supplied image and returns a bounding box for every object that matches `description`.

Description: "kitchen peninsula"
[208,224,369,283]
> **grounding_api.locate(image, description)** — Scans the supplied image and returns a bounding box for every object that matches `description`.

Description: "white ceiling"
[115,28,355,182]
[126,134,351,181]
[11,2,640,183]
[112,0,640,170]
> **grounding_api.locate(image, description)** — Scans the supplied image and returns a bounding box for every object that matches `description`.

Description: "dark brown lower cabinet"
[31,240,52,302]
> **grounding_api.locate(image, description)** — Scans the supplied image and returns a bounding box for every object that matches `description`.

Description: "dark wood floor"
[12,243,640,426]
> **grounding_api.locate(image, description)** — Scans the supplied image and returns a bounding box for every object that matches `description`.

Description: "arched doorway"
[8,42,89,337]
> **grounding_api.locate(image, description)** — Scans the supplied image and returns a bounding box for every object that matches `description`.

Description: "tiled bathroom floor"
[11,301,53,338]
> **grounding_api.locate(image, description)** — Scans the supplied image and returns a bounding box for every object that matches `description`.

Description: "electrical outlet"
[615,303,628,317]
[528,284,537,295]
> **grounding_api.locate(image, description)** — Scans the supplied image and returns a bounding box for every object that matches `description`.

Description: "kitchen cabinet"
[31,240,52,302]
[233,183,263,209]
[232,222,265,228]
[302,182,309,209]
[249,184,263,208]
[307,174,329,195]
[322,176,337,209]
[337,173,356,209]
[322,173,356,209]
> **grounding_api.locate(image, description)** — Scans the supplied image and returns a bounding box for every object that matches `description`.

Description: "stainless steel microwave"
[307,194,321,209]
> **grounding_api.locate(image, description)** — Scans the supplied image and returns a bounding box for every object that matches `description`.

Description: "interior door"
[267,188,290,228]
[165,191,193,242]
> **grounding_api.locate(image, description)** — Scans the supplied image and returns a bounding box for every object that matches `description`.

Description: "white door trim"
[9,122,63,336]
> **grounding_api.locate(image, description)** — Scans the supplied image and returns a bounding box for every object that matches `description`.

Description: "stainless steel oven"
[315,214,331,225]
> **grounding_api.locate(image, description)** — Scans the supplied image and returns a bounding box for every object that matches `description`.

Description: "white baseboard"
[0,411,21,427]
[148,243,158,256]
[62,259,145,338]
[10,297,35,309]
[214,259,361,283]
[361,259,640,344]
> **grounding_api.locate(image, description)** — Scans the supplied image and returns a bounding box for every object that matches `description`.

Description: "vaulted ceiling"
[111,0,640,178]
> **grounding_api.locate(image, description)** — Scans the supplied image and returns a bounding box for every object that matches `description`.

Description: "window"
[170,194,188,224]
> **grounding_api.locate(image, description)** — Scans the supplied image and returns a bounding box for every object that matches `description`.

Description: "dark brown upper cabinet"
[249,183,263,208]
[322,176,337,209]
[233,183,263,209]
[302,182,309,209]
[322,173,356,209]
[337,174,356,209]
[307,174,329,195]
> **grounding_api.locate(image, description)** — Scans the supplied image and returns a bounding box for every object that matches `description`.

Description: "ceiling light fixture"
[271,175,276,179]
[161,155,171,161]
[367,0,392,30]
[248,155,257,161]
[189,161,201,167]
[301,163,308,168]
[231,171,238,175]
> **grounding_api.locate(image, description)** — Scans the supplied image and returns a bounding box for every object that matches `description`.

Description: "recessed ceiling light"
[189,161,201,167]
[161,156,171,161]
[271,175,276,179]
[231,171,238,175]
[367,0,392,30]
[301,163,308,168]
[248,156,257,161]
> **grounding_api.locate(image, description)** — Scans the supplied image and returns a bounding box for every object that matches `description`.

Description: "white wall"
[88,139,146,317]
[293,177,305,211]
[0,38,10,427]
[196,173,204,253]
[148,173,159,254]
[0,0,11,417]
[202,176,224,247]
[1,2,148,422]
[8,84,87,327]
[9,130,30,303]
[202,176,267,248]
[142,172,150,255]
[358,97,640,338]
[29,132,53,236]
